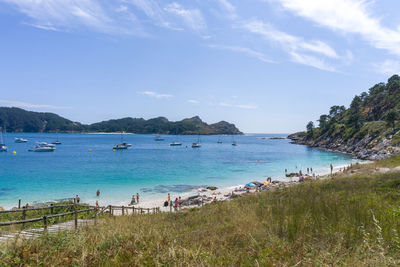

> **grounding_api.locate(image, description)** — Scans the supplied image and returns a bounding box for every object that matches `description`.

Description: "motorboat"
[232,141,238,146]
[37,142,56,148]
[0,143,7,152]
[169,142,182,146]
[15,137,28,143]
[154,136,164,141]
[113,144,129,150]
[29,145,56,152]
[52,141,62,145]
[121,142,132,147]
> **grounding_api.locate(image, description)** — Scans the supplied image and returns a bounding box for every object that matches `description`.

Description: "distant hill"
[0,107,242,135]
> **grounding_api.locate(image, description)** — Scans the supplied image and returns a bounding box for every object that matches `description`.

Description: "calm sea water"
[0,133,360,208]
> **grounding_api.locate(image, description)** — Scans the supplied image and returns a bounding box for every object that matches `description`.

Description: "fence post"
[43,216,47,232]
[170,201,172,212]
[109,205,112,217]
[18,199,21,209]
[94,208,97,225]
[74,198,78,230]
[133,207,135,214]
[147,208,150,214]
[50,203,54,215]
[122,206,125,216]
[22,206,26,229]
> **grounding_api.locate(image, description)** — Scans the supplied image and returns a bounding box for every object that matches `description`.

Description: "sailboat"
[52,133,62,145]
[232,136,238,146]
[192,136,201,148]
[113,132,131,150]
[0,127,7,152]
[217,136,222,144]
[169,128,182,146]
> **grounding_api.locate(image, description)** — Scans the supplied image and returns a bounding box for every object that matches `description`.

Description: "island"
[0,107,242,135]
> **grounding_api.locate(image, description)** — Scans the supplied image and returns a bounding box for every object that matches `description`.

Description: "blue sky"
[0,0,400,133]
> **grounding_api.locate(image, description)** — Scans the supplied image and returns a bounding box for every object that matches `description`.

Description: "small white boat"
[52,141,62,145]
[154,136,164,141]
[121,142,132,147]
[29,145,56,152]
[15,137,28,143]
[113,144,129,150]
[232,141,238,146]
[169,142,182,146]
[0,144,7,152]
[192,143,201,148]
[37,142,56,148]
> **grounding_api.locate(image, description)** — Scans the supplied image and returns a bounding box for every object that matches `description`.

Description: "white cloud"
[374,60,400,75]
[0,99,71,109]
[164,2,206,31]
[207,44,275,63]
[216,0,237,20]
[1,0,144,35]
[240,20,338,71]
[188,99,200,104]
[219,102,258,109]
[138,91,173,99]
[272,0,400,56]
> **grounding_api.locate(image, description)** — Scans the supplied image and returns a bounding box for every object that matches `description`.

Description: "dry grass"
[2,161,400,266]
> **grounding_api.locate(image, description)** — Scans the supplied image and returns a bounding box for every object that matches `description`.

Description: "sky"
[0,0,400,133]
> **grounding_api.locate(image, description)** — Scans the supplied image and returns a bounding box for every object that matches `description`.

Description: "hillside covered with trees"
[0,107,242,135]
[289,75,400,159]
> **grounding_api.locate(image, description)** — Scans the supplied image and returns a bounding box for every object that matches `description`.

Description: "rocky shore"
[288,131,400,160]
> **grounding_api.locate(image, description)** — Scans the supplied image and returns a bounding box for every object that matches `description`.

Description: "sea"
[0,133,362,209]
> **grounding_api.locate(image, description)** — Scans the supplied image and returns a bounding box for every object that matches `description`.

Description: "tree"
[318,114,329,130]
[306,121,314,138]
[385,109,398,131]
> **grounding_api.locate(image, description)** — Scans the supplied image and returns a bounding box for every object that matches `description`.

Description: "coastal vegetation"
[0,107,242,135]
[290,75,400,159]
[1,158,400,265]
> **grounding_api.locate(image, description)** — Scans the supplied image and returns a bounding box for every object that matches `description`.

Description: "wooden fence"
[0,202,161,232]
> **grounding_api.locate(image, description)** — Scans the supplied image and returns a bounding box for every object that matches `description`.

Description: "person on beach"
[299,176,304,182]
[136,193,139,204]
[168,193,171,206]
[96,190,100,197]
[285,169,287,174]
[96,200,99,207]
[76,195,80,204]
[130,195,136,205]
[174,198,179,211]
[330,164,333,174]
[307,168,309,174]
[311,167,313,173]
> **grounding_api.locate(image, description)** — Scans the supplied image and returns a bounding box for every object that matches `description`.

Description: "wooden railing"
[0,203,161,232]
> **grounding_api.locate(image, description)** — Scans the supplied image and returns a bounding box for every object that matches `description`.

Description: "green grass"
[2,163,400,266]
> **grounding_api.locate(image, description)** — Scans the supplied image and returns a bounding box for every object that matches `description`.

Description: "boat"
[232,136,238,146]
[37,142,56,148]
[28,145,56,152]
[192,142,201,148]
[192,136,201,148]
[217,137,222,144]
[113,144,129,150]
[15,137,28,143]
[0,127,7,152]
[169,142,182,146]
[154,136,164,141]
[52,134,61,145]
[113,132,131,150]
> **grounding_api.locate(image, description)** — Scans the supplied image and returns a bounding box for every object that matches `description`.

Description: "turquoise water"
[0,133,360,208]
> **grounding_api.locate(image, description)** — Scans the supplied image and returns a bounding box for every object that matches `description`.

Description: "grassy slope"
[2,160,400,266]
